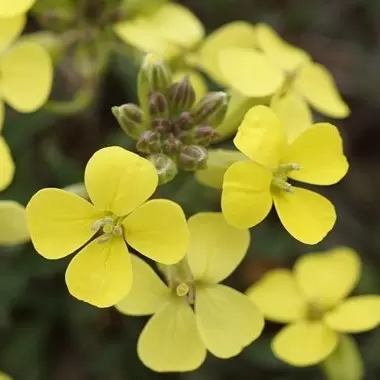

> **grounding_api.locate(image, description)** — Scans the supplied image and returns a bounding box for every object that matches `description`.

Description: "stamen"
[271,177,293,193]
[176,282,190,297]
[91,219,104,232]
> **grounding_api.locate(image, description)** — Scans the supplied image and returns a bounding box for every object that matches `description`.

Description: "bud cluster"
[112,54,229,184]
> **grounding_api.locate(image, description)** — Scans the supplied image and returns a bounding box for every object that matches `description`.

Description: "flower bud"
[162,134,182,156]
[176,111,194,130]
[147,153,178,185]
[136,130,162,154]
[168,76,196,115]
[152,118,171,134]
[178,145,208,171]
[112,104,144,139]
[148,91,169,118]
[192,125,219,146]
[140,53,171,94]
[192,92,229,127]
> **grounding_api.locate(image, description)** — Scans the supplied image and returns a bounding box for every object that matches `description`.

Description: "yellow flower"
[0,200,29,245]
[0,17,53,113]
[116,212,264,372]
[0,115,14,191]
[0,0,35,18]
[247,248,380,367]
[26,147,189,308]
[114,2,204,61]
[221,106,348,244]
[219,23,349,121]
[0,371,12,380]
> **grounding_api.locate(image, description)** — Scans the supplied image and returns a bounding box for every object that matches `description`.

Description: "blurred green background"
[2,0,380,378]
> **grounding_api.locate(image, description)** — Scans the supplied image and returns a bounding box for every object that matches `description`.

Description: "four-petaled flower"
[116,212,264,372]
[222,105,349,244]
[26,147,189,308]
[247,248,380,366]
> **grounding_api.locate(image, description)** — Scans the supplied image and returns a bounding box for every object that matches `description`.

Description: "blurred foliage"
[1,0,380,379]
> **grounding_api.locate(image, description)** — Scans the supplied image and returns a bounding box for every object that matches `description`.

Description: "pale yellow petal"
[113,20,179,60]
[115,254,170,316]
[270,90,312,143]
[195,149,247,189]
[0,14,25,49]
[222,161,273,229]
[294,247,361,309]
[219,48,284,97]
[198,21,256,83]
[273,187,336,245]
[123,199,189,265]
[0,0,35,17]
[255,23,310,72]
[0,40,52,112]
[234,105,285,168]
[324,295,380,333]
[187,212,250,283]
[283,123,349,185]
[26,188,104,259]
[84,147,158,216]
[65,236,132,308]
[0,200,29,245]
[272,321,338,366]
[0,136,14,191]
[295,61,350,118]
[246,269,306,323]
[138,298,206,372]
[0,371,12,380]
[196,284,264,358]
[173,70,207,102]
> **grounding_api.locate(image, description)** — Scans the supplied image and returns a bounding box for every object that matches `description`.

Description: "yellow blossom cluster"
[1,1,380,378]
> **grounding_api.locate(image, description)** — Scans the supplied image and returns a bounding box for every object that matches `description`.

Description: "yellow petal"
[246,269,306,323]
[138,298,206,372]
[295,61,350,118]
[294,248,361,309]
[173,70,207,102]
[115,254,170,316]
[325,295,380,333]
[196,284,264,358]
[0,200,29,245]
[283,123,349,185]
[0,40,52,112]
[123,199,189,265]
[255,23,310,72]
[113,20,179,60]
[272,321,338,366]
[0,14,25,49]
[187,212,250,283]
[222,161,273,229]
[195,149,247,189]
[84,147,158,217]
[0,371,12,380]
[234,105,285,168]
[0,136,14,191]
[0,0,35,17]
[271,90,312,143]
[198,21,256,83]
[26,188,104,259]
[219,48,284,98]
[65,236,132,308]
[273,187,336,244]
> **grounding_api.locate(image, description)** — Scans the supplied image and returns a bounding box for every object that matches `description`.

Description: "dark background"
[1,0,380,378]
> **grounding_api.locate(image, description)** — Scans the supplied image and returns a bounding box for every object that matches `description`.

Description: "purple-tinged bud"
[148,91,169,118]
[176,111,194,130]
[147,153,178,185]
[168,76,196,115]
[112,104,144,139]
[178,145,208,171]
[136,130,162,154]
[192,125,219,146]
[162,134,183,156]
[192,91,229,127]
[152,118,171,134]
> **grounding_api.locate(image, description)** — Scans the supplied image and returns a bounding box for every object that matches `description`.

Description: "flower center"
[305,300,326,321]
[91,215,123,243]
[271,163,301,193]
